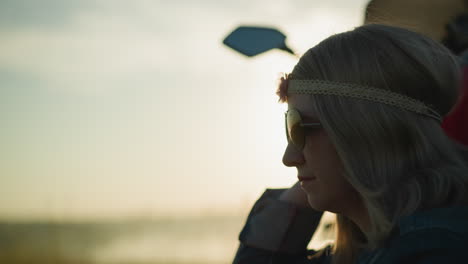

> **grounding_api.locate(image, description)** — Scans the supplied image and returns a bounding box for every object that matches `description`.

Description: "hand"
[278,181,311,208]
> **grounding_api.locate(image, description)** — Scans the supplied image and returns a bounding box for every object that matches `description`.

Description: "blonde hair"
[282,24,468,264]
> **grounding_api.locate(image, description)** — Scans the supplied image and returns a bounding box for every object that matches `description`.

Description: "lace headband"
[287,79,442,122]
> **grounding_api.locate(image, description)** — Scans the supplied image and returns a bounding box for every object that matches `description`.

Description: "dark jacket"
[233,189,468,264]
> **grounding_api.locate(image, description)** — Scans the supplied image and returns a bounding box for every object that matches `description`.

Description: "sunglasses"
[285,108,322,149]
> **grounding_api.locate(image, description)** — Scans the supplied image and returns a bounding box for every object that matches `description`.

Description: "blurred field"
[0,213,335,264]
[0,215,243,264]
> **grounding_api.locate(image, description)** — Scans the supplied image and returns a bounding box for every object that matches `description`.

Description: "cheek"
[304,132,344,177]
[302,132,358,211]
[306,172,358,213]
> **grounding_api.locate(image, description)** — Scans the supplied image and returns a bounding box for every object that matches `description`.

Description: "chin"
[307,196,329,212]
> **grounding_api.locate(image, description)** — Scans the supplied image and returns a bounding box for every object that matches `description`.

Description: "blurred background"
[0,0,367,263]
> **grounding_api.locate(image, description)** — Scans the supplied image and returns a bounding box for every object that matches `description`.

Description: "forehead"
[287,94,318,118]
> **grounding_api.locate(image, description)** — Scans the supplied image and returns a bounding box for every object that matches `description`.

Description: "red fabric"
[442,67,468,146]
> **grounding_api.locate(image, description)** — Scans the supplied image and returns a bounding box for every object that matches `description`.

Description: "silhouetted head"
[278,24,468,264]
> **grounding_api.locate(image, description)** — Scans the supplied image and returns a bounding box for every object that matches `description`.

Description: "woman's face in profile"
[283,94,362,214]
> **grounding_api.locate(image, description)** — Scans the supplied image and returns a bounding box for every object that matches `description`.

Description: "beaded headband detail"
[287,79,442,122]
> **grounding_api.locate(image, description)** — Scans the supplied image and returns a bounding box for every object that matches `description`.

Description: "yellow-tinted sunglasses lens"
[286,109,305,149]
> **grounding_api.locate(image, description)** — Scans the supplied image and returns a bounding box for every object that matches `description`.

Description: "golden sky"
[0,0,367,220]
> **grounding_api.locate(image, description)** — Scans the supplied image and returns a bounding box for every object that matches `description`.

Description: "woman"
[233,24,468,264]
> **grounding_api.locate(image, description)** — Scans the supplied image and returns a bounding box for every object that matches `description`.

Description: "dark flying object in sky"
[223,26,296,57]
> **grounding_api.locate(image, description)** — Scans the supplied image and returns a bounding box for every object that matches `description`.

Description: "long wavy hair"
[278,24,468,264]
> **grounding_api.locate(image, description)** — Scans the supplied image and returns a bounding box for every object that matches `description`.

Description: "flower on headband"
[277,73,291,103]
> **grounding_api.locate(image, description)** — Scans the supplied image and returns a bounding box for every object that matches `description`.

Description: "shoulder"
[380,227,468,264]
[361,206,468,264]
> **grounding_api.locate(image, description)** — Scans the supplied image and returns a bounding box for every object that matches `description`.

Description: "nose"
[282,143,305,167]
